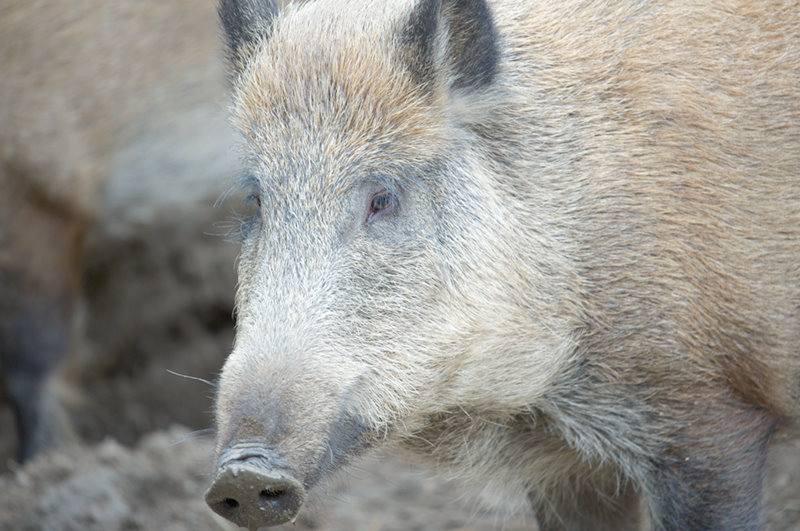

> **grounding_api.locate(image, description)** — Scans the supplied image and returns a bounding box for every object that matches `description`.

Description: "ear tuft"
[399,0,443,88]
[218,0,278,69]
[398,0,500,91]
[445,0,499,90]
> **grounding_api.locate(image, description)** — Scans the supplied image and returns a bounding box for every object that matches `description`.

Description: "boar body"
[207,0,800,529]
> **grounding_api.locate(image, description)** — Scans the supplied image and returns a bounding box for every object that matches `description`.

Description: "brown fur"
[0,0,232,461]
[210,1,800,529]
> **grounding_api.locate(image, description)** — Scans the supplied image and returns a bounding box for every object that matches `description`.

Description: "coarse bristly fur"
[210,1,799,529]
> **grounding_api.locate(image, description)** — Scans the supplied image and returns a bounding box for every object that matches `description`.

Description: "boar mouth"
[205,442,305,529]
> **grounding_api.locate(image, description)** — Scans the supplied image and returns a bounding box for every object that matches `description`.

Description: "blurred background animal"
[0,0,238,463]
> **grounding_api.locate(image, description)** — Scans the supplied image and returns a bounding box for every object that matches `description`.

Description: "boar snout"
[208,351,374,527]
[205,443,305,529]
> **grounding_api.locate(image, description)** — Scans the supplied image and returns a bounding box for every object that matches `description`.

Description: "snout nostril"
[260,487,284,500]
[222,497,240,509]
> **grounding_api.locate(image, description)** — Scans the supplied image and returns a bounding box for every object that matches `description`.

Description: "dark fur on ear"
[218,0,278,70]
[399,0,500,91]
[400,0,443,88]
[445,0,499,89]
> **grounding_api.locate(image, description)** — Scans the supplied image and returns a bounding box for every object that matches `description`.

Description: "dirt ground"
[0,151,797,531]
[0,427,797,531]
[0,425,543,531]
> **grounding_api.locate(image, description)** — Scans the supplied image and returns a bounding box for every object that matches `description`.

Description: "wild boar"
[0,0,233,462]
[205,0,800,529]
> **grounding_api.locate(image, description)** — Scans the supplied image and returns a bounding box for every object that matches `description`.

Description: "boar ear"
[399,0,499,91]
[218,0,278,70]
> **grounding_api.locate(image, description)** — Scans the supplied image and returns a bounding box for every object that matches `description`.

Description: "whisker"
[170,428,216,447]
[166,369,216,387]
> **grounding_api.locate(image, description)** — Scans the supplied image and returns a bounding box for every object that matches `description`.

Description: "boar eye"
[246,193,262,208]
[367,191,395,223]
[372,193,392,211]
